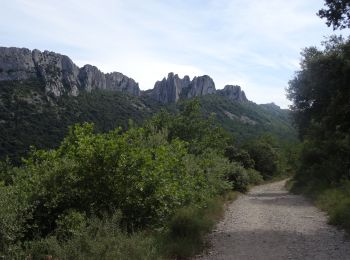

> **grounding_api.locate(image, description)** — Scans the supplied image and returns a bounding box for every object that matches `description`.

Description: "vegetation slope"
[0,78,297,164]
[0,96,296,259]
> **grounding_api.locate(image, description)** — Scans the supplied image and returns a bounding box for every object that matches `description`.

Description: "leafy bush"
[160,194,234,259]
[225,163,250,192]
[14,212,159,260]
[315,181,350,233]
[245,140,280,180]
[224,146,255,169]
[246,168,263,185]
[0,185,32,254]
[55,210,87,240]
[14,123,224,234]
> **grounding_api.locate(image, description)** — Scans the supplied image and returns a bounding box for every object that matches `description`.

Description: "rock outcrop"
[217,85,248,102]
[32,49,81,96]
[0,47,37,81]
[78,64,107,92]
[149,73,216,104]
[150,73,190,103]
[0,47,250,103]
[0,47,140,97]
[148,73,248,104]
[186,75,216,98]
[106,72,140,96]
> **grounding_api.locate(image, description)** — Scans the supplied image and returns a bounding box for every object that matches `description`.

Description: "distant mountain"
[0,47,296,163]
[146,72,216,103]
[198,95,296,143]
[0,47,140,97]
[0,47,249,103]
[145,72,248,104]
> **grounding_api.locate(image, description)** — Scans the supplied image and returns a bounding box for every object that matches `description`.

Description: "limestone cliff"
[0,47,140,97]
[148,73,216,104]
[147,73,248,104]
[217,85,248,102]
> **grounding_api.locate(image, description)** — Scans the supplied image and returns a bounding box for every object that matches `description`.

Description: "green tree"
[245,140,279,180]
[287,36,350,183]
[224,146,255,169]
[318,0,350,30]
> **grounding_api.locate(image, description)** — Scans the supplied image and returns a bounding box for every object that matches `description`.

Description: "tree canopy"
[287,36,350,183]
[318,0,350,29]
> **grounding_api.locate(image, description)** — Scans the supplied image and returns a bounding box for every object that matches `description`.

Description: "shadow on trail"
[247,193,311,207]
[210,229,350,260]
[247,192,289,198]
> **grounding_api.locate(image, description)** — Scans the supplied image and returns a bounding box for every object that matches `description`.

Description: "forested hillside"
[198,95,296,143]
[0,78,296,164]
[0,79,161,163]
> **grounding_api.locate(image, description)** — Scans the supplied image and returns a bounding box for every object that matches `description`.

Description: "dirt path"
[197,180,350,260]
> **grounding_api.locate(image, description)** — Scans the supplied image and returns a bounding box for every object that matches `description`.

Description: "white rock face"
[150,73,191,103]
[0,47,140,97]
[148,73,249,104]
[106,72,140,96]
[217,85,248,102]
[0,47,36,81]
[187,75,216,98]
[32,49,80,96]
[78,65,107,92]
[149,73,216,104]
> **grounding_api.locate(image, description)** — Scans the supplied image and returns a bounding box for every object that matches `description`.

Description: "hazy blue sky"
[0,0,343,107]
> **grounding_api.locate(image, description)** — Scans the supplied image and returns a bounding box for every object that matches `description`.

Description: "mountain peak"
[217,85,248,102]
[0,47,140,97]
[147,73,249,104]
[148,73,216,104]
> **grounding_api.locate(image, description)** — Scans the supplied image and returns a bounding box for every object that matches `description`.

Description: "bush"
[315,181,350,233]
[245,140,279,180]
[55,210,87,240]
[224,146,255,169]
[225,163,250,192]
[9,212,159,260]
[160,194,232,259]
[246,168,263,185]
[0,185,31,254]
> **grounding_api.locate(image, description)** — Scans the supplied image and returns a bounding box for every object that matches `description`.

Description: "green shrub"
[246,168,263,185]
[330,198,350,232]
[0,185,32,254]
[55,210,87,240]
[226,163,250,192]
[11,212,159,260]
[245,140,280,180]
[160,195,231,259]
[315,181,350,233]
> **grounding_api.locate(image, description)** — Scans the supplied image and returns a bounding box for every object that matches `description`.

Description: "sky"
[0,0,344,108]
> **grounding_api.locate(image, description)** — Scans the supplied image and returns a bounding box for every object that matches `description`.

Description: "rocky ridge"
[148,73,247,104]
[0,47,140,97]
[0,46,248,103]
[217,85,248,102]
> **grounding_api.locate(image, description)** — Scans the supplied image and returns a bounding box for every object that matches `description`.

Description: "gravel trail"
[197,180,350,260]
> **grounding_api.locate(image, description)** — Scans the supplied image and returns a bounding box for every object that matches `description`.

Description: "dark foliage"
[0,79,161,164]
[288,36,350,233]
[287,36,350,184]
[318,0,350,29]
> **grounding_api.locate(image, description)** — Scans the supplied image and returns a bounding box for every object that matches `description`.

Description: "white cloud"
[0,0,341,108]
